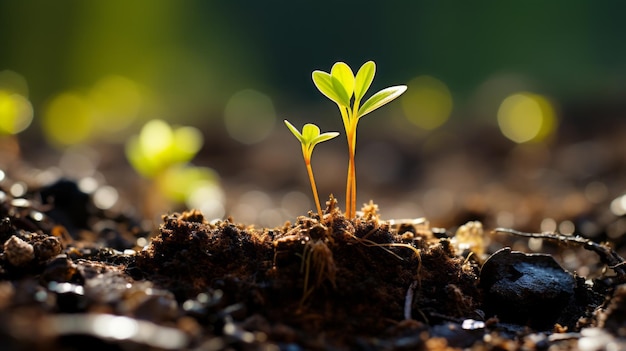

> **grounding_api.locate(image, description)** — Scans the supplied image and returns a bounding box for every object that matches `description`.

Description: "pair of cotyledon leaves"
[284,120,338,162]
[312,61,407,121]
[285,61,407,159]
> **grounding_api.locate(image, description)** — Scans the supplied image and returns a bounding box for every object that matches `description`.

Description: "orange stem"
[306,160,323,217]
[345,119,358,219]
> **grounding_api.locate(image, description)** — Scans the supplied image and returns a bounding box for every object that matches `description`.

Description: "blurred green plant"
[125,119,203,178]
[312,61,406,218]
[125,119,220,209]
[284,120,339,217]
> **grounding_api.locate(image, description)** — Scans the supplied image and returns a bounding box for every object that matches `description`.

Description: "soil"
[2,113,626,350]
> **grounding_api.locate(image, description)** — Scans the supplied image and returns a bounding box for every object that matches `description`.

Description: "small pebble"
[4,235,34,266]
[34,236,63,261]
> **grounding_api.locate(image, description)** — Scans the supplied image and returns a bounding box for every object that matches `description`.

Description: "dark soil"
[2,110,626,350]
[0,167,625,350]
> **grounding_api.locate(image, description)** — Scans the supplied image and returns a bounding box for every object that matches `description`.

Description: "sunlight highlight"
[88,75,142,133]
[0,91,33,135]
[42,93,93,146]
[401,75,452,130]
[497,92,557,143]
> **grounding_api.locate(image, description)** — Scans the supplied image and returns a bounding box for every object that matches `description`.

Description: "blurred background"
[1,1,626,239]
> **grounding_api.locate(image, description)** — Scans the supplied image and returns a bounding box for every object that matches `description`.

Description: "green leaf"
[301,123,321,143]
[330,76,351,107]
[284,119,305,144]
[312,71,344,106]
[354,61,376,102]
[311,131,339,146]
[358,85,407,118]
[171,126,204,163]
[284,120,338,147]
[331,62,355,101]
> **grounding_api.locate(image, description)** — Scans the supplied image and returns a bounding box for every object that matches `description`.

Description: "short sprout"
[284,120,339,217]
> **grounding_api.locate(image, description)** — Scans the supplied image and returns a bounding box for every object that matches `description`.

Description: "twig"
[404,281,418,320]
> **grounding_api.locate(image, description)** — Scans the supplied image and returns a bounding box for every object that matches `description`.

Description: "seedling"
[312,61,406,218]
[284,120,339,217]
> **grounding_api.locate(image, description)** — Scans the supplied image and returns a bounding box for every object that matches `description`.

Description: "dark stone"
[480,247,576,330]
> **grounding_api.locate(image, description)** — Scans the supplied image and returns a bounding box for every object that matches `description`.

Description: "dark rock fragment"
[480,247,576,330]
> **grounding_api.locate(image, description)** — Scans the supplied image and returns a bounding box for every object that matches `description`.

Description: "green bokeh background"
[2,1,625,128]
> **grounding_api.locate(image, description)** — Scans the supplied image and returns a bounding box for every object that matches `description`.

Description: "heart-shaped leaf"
[354,61,375,103]
[330,75,351,107]
[358,85,407,118]
[331,62,355,101]
[301,123,321,144]
[312,71,345,106]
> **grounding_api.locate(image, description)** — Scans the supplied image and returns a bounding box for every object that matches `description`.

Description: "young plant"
[284,120,339,218]
[312,61,407,218]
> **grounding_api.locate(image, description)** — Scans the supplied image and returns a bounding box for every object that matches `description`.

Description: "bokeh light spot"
[497,92,557,143]
[0,70,29,97]
[94,185,119,210]
[224,89,276,144]
[401,76,453,130]
[0,91,34,135]
[88,75,143,133]
[43,93,93,146]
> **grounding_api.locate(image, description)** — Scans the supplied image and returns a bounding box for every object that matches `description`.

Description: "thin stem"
[348,121,357,218]
[340,106,353,217]
[345,125,358,218]
[349,103,360,219]
[306,160,323,217]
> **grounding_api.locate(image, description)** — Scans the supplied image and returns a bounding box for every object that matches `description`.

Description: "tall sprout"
[312,61,406,218]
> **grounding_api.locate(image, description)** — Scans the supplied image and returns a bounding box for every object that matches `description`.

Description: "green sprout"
[312,61,407,218]
[284,120,339,217]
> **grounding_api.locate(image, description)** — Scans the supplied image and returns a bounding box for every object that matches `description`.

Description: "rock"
[3,235,34,266]
[480,247,576,330]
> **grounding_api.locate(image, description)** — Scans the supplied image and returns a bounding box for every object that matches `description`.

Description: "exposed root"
[345,231,423,288]
[299,225,336,305]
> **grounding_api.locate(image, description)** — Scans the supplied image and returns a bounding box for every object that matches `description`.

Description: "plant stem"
[306,160,323,217]
[345,118,358,219]
[349,124,357,219]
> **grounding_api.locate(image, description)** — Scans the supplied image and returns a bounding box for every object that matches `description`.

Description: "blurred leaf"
[158,165,219,203]
[125,119,203,178]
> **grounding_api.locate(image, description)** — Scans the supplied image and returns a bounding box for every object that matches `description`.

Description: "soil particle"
[3,235,34,266]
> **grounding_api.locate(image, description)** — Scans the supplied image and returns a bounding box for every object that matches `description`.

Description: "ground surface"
[1,110,626,350]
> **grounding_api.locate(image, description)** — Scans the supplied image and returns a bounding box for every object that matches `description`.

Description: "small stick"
[404,280,418,320]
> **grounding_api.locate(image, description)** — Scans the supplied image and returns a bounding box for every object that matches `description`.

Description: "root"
[300,237,337,305]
